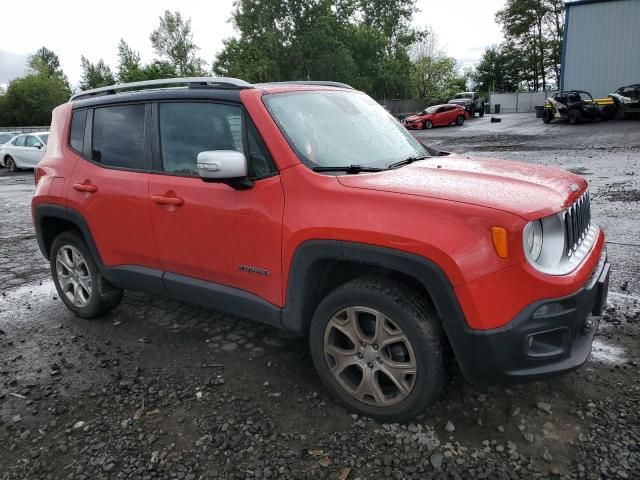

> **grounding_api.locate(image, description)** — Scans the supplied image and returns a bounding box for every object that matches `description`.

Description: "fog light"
[524,327,570,358]
[533,302,565,318]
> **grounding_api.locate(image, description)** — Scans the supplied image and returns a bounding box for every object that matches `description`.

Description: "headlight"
[523,220,543,262]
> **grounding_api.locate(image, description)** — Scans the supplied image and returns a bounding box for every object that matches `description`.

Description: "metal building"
[561,0,640,97]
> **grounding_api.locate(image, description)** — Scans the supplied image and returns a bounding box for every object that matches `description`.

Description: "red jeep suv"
[32,77,610,421]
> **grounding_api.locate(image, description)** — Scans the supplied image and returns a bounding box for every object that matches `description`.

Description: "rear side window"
[159,102,243,175]
[26,136,39,147]
[69,110,87,153]
[92,105,145,169]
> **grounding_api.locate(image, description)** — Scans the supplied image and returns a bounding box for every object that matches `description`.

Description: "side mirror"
[34,142,43,149]
[197,150,248,180]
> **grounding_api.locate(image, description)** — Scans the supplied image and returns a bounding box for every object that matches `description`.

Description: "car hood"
[337,155,587,221]
[404,115,424,122]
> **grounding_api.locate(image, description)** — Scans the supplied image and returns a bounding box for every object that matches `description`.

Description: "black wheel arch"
[282,240,467,333]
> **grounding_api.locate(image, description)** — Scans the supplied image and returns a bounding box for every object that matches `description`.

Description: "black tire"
[50,231,123,319]
[542,108,553,124]
[5,157,17,172]
[309,277,447,422]
[568,109,580,125]
[424,120,433,129]
[456,115,465,126]
[479,104,485,117]
[468,107,474,118]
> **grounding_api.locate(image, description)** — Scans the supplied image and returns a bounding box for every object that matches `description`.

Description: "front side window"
[159,102,243,175]
[92,104,145,169]
[14,136,26,147]
[264,91,427,169]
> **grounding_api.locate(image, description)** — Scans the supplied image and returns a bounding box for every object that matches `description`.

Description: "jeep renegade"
[32,77,610,422]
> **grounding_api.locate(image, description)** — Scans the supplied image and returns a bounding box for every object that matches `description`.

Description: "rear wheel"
[456,115,465,126]
[479,104,485,117]
[5,157,17,172]
[468,107,474,118]
[309,277,446,422]
[50,231,123,319]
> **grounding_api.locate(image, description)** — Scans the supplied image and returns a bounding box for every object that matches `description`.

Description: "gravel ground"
[1,114,639,479]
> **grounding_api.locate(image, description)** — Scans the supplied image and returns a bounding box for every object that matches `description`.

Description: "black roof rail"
[254,81,354,90]
[70,77,252,101]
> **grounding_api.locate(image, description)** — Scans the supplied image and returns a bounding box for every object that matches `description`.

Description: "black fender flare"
[282,240,468,332]
[34,203,103,265]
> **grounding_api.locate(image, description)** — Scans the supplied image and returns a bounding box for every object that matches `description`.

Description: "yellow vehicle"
[543,91,617,124]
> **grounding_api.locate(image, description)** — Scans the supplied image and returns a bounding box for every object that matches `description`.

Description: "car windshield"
[0,134,13,144]
[454,93,473,99]
[264,90,427,169]
[424,106,438,114]
[39,134,49,145]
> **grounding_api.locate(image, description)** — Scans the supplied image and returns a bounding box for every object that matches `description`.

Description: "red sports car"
[403,104,469,130]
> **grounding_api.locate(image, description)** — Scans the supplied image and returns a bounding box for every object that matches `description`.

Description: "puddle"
[591,338,628,365]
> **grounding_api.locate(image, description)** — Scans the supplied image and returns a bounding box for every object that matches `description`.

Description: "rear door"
[66,104,161,272]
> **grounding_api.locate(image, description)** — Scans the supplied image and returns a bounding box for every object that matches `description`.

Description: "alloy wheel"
[6,158,16,172]
[323,306,417,407]
[55,245,92,307]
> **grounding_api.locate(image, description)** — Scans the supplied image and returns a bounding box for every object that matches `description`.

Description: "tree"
[28,47,65,79]
[0,74,70,126]
[150,11,205,76]
[79,56,116,90]
[213,0,420,98]
[495,0,565,91]
[473,44,521,93]
[117,39,144,83]
[409,27,460,102]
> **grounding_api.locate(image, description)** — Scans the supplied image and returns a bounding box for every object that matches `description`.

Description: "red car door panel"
[66,104,160,269]
[149,175,235,284]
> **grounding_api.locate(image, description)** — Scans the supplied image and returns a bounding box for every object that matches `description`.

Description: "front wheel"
[542,109,553,123]
[479,104,485,117]
[456,115,465,126]
[309,277,446,422]
[5,157,17,172]
[50,231,123,319]
[424,120,433,129]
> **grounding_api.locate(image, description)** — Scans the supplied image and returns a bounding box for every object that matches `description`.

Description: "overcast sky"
[0,0,505,89]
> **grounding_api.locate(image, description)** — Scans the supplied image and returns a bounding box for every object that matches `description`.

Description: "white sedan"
[0,132,49,172]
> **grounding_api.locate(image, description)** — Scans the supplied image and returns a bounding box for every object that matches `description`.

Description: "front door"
[149,101,284,305]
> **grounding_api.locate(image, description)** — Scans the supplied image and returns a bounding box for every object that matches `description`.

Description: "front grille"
[564,190,591,257]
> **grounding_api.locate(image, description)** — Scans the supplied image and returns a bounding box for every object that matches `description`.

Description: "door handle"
[73,182,97,193]
[151,194,184,206]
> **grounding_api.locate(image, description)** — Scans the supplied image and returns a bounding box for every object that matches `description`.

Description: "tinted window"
[92,105,145,169]
[159,103,243,175]
[69,110,87,152]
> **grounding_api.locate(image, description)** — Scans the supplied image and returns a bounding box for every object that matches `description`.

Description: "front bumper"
[450,251,610,385]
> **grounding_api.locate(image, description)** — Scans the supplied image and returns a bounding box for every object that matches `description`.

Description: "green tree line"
[1,0,565,126]
[473,0,565,94]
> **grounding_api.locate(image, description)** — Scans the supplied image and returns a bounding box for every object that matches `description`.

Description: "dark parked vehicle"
[448,92,485,118]
[609,84,640,117]
[542,90,614,124]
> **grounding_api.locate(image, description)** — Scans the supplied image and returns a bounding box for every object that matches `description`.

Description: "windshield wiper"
[313,165,384,174]
[387,155,429,170]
